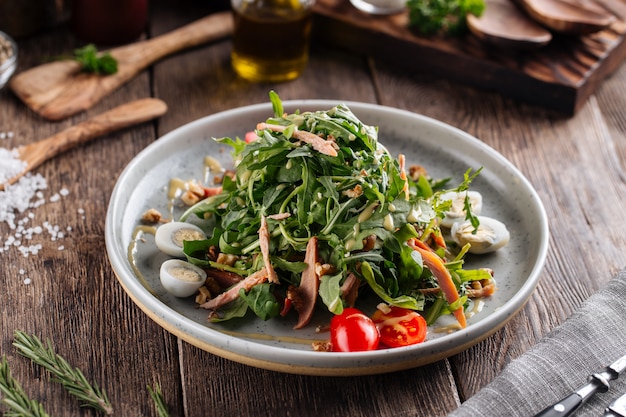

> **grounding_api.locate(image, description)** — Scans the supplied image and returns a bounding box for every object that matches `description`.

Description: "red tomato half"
[371,306,427,348]
[330,308,380,352]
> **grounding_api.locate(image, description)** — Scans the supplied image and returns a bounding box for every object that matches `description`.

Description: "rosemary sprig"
[12,330,113,415]
[147,383,170,417]
[0,355,51,417]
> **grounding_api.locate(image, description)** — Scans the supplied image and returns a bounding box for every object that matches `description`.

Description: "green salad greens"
[180,91,494,329]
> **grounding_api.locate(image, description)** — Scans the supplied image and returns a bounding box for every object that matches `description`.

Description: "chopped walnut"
[207,245,219,261]
[203,276,222,295]
[140,208,163,224]
[361,234,377,252]
[315,263,335,277]
[195,286,212,305]
[312,341,332,352]
[408,164,428,181]
[466,279,497,298]
[180,180,207,206]
[187,180,205,197]
[181,190,201,206]
[286,285,304,311]
[342,184,363,198]
[216,253,238,267]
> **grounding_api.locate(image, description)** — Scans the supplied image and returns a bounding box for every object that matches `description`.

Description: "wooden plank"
[150,4,459,416]
[312,0,626,115]
[371,44,626,400]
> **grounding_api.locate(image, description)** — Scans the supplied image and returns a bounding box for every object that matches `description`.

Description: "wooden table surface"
[2,0,626,416]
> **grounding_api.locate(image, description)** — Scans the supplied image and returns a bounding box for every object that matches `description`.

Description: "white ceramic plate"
[105,100,549,376]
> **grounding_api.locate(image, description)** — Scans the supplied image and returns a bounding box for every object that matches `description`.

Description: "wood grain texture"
[312,0,626,115]
[0,98,167,189]
[2,0,626,415]
[9,11,233,121]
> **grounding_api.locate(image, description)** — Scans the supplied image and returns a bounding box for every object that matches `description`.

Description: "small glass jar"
[231,0,315,83]
[71,0,149,45]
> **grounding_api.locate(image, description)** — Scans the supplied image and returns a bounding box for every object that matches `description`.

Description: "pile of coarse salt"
[1,131,75,259]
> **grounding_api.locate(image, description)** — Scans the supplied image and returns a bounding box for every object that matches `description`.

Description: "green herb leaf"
[319,273,345,314]
[12,330,113,415]
[360,262,423,310]
[0,356,51,417]
[407,0,486,35]
[239,284,281,321]
[182,91,489,327]
[73,44,118,74]
[147,383,170,417]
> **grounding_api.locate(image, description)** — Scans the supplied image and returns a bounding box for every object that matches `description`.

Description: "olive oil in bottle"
[231,0,314,82]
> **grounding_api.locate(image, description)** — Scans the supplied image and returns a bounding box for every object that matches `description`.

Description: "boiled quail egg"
[439,191,483,228]
[450,216,510,254]
[160,259,207,297]
[155,222,206,257]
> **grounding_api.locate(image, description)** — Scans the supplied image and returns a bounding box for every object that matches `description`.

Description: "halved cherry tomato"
[330,308,380,352]
[371,306,427,348]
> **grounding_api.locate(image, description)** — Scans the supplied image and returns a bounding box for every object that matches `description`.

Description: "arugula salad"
[151,92,508,352]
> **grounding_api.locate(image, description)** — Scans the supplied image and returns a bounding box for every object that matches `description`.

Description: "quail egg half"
[160,259,207,297]
[450,216,510,254]
[439,190,483,228]
[155,221,206,257]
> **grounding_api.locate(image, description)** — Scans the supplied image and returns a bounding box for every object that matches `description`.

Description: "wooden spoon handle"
[111,11,234,74]
[20,98,168,173]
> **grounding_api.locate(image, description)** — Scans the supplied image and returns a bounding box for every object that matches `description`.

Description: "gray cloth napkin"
[449,269,626,417]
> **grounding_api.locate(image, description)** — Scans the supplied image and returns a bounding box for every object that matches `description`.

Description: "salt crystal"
[0,137,71,257]
[23,278,31,285]
[0,147,27,184]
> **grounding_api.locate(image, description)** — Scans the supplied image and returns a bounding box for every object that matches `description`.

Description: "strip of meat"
[259,215,280,284]
[267,212,291,220]
[408,239,467,328]
[204,269,242,288]
[292,237,320,329]
[340,272,360,308]
[199,267,268,310]
[256,122,338,157]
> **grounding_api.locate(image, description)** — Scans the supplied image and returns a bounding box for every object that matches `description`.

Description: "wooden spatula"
[9,11,233,121]
[0,98,167,191]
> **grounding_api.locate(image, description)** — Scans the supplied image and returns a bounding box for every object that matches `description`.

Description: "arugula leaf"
[359,262,423,310]
[181,92,488,326]
[208,298,249,322]
[239,284,280,321]
[319,273,344,315]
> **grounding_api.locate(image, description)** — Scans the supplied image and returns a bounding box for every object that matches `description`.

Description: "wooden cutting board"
[312,0,626,115]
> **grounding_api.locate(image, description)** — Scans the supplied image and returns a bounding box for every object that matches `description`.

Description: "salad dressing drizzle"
[126,96,509,352]
[167,178,186,219]
[128,225,159,296]
[203,156,224,185]
[218,329,327,345]
[129,224,324,345]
